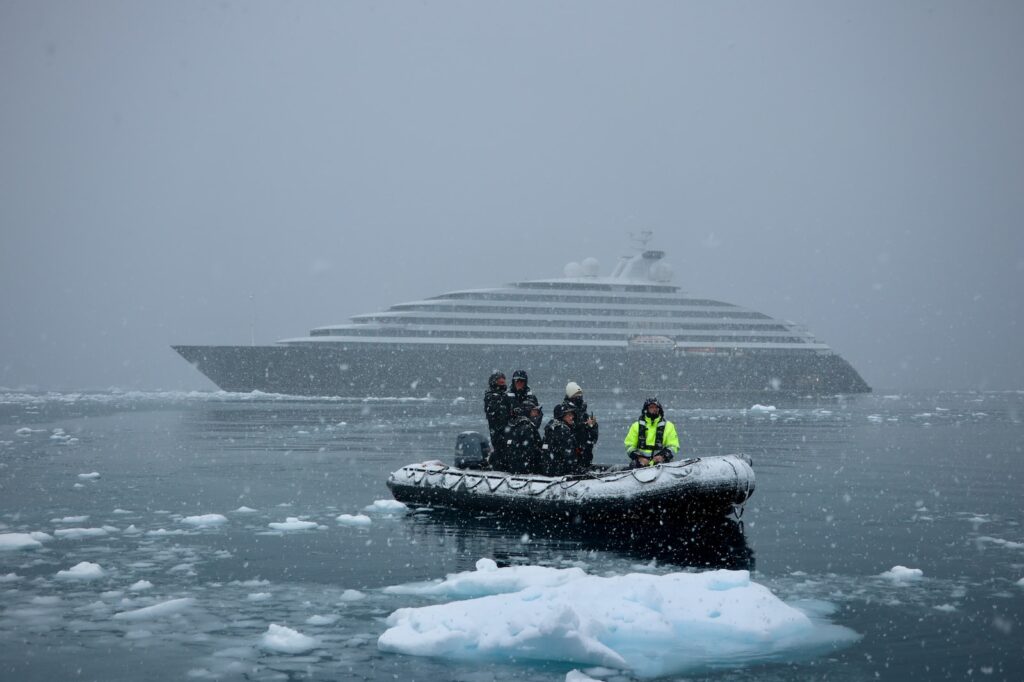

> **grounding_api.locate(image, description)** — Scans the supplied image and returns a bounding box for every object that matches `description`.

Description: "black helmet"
[554,403,576,420]
[488,371,506,390]
[511,369,529,384]
[641,396,663,418]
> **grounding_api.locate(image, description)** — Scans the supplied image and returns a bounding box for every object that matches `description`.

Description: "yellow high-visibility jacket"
[623,416,679,456]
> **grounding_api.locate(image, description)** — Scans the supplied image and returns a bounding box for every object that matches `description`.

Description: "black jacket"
[510,370,543,428]
[561,396,599,467]
[542,418,580,476]
[498,415,543,475]
[484,374,513,456]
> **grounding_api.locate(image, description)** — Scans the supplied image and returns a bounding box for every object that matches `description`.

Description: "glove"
[627,448,645,461]
[654,448,674,463]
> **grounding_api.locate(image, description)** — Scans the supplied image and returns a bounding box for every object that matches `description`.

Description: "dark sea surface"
[0,389,1021,681]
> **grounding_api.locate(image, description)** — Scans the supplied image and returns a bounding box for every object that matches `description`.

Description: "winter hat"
[565,381,583,398]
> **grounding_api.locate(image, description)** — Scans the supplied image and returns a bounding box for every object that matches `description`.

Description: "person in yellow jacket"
[624,397,679,467]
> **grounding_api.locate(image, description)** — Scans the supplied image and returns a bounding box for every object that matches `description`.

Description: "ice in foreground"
[379,559,859,678]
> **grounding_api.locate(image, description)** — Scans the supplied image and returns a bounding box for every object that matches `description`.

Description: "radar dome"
[563,261,584,278]
[581,257,600,277]
[650,261,673,282]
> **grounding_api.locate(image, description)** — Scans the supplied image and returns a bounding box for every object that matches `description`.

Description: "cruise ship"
[173,244,870,397]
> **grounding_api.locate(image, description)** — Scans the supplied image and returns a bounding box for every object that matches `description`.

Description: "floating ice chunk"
[54,527,109,540]
[384,557,587,598]
[364,499,408,514]
[749,404,776,412]
[55,561,105,581]
[113,597,195,621]
[268,518,318,531]
[306,614,339,625]
[337,514,372,527]
[123,525,141,534]
[933,604,957,612]
[879,566,924,582]
[1016,578,1024,587]
[182,514,228,528]
[247,592,272,601]
[0,573,22,582]
[129,580,153,591]
[15,427,45,436]
[232,506,258,513]
[52,515,89,524]
[146,528,187,536]
[0,533,48,551]
[976,536,1024,550]
[339,589,366,602]
[379,564,859,677]
[78,472,101,480]
[259,624,319,654]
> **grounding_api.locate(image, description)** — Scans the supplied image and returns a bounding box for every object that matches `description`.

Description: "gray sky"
[2,1,1022,392]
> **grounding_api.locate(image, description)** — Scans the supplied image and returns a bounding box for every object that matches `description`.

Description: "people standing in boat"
[542,403,580,476]
[484,371,513,468]
[561,381,598,469]
[509,369,543,428]
[501,404,544,474]
[624,397,679,467]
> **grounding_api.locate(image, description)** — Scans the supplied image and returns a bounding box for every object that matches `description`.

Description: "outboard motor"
[455,431,491,470]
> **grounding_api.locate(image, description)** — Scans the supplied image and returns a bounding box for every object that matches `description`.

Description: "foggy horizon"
[2,1,1022,393]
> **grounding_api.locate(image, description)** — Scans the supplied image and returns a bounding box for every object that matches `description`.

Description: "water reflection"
[403,508,754,572]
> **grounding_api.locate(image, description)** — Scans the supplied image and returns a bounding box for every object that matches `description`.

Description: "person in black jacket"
[509,369,543,428]
[503,405,544,474]
[561,381,598,469]
[542,403,579,476]
[483,371,513,469]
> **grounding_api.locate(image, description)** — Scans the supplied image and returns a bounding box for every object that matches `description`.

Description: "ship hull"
[172,343,870,396]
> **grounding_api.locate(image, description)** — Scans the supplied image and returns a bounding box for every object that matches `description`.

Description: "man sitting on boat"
[624,397,679,467]
[562,381,598,469]
[542,403,581,476]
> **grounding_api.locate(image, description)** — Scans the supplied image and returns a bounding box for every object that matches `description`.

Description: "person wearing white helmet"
[561,381,598,468]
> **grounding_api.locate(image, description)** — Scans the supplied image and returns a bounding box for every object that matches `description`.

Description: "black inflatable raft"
[387,434,755,521]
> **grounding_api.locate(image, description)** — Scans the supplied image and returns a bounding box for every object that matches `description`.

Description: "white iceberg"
[260,624,319,654]
[268,518,318,531]
[55,562,106,581]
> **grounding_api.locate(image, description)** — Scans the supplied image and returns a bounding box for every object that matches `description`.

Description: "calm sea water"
[1,389,1021,681]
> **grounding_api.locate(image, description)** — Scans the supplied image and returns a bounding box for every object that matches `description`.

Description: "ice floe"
[260,624,319,654]
[181,514,228,528]
[268,518,319,531]
[378,559,859,677]
[54,527,110,540]
[336,514,372,527]
[879,566,924,582]
[77,472,101,480]
[129,580,153,591]
[55,561,106,581]
[113,597,195,621]
[0,532,52,551]
[232,506,258,513]
[364,499,408,514]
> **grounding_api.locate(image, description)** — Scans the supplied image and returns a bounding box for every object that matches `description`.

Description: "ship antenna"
[249,293,256,346]
[629,230,653,249]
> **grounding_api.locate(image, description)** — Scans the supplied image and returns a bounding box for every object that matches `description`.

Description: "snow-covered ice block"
[260,624,319,654]
[879,565,924,582]
[55,562,105,581]
[336,514,372,527]
[268,518,318,531]
[182,514,228,528]
[379,562,859,678]
[113,597,195,621]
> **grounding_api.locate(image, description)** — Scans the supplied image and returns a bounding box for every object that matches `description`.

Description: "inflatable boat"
[387,433,755,521]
